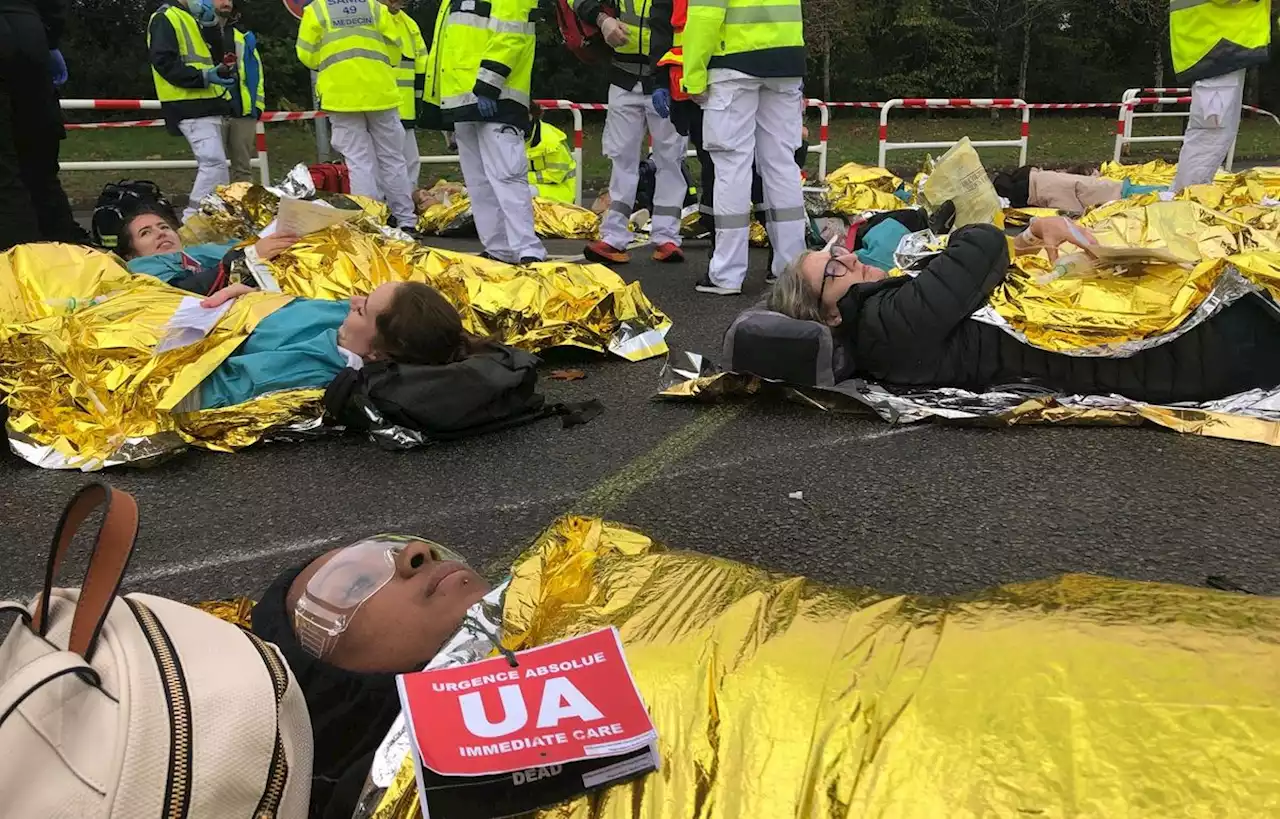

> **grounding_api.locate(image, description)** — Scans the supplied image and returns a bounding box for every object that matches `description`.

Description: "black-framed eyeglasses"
[818,246,848,304]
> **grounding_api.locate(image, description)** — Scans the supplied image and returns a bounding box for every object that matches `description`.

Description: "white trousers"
[1173,69,1245,193]
[601,83,689,249]
[703,76,806,289]
[455,120,546,262]
[403,127,421,191]
[178,116,229,219]
[328,109,416,227]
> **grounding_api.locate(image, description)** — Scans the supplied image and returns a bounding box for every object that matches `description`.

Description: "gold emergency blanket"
[418,192,602,240]
[0,244,294,469]
[374,516,1280,819]
[263,223,670,361]
[823,162,908,215]
[978,201,1280,354]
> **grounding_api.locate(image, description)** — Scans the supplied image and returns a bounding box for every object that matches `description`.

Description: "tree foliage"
[61,0,1278,113]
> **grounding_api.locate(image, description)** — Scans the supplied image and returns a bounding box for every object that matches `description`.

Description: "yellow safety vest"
[431,0,537,125]
[231,29,266,119]
[527,121,576,203]
[681,0,805,96]
[1170,0,1272,84]
[296,0,401,113]
[393,11,427,122]
[148,5,229,105]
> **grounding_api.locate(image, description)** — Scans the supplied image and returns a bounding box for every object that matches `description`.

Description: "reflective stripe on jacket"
[681,0,805,95]
[431,0,537,127]
[527,120,576,203]
[393,11,428,123]
[296,0,401,113]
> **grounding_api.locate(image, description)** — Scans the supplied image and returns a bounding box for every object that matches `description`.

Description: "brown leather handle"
[33,484,140,661]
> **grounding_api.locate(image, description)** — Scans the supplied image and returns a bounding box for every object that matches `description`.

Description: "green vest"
[681,0,805,95]
[1170,0,1272,84]
[147,6,228,105]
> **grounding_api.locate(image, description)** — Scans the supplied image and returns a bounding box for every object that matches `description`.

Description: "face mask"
[188,0,217,26]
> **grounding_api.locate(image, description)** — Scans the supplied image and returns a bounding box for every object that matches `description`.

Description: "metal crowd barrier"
[1116,87,1239,171]
[878,98,1030,168]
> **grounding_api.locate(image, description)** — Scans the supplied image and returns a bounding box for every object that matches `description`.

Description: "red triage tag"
[398,628,657,777]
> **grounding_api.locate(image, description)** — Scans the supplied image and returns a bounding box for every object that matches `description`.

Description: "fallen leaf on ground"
[550,369,587,381]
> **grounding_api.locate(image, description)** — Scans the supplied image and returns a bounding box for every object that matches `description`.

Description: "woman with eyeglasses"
[767,217,1280,404]
[252,537,492,819]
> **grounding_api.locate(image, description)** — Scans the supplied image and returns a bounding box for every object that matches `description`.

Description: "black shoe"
[518,256,544,265]
[694,275,742,296]
[764,273,778,285]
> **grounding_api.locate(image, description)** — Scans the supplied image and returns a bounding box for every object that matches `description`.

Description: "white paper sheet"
[276,197,355,236]
[155,297,235,353]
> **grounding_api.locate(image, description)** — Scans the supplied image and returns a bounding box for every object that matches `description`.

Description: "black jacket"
[0,0,62,47]
[839,224,1280,403]
[148,3,232,132]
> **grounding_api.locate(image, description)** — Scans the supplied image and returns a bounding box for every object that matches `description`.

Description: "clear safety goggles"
[293,534,467,660]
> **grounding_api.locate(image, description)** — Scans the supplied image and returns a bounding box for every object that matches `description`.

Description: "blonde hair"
[766,251,823,322]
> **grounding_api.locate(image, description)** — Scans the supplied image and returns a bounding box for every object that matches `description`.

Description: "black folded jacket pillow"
[722,309,852,388]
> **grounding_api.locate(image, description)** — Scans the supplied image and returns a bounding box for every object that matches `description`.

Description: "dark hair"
[373,282,478,365]
[529,100,543,122]
[119,203,181,258]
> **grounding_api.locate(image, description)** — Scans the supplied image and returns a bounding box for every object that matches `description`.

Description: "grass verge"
[59,112,1279,207]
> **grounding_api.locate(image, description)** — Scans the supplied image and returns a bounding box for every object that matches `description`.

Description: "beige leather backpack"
[0,484,314,818]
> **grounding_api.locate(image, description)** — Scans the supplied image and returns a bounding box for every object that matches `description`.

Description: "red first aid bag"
[309,162,351,194]
[552,0,611,64]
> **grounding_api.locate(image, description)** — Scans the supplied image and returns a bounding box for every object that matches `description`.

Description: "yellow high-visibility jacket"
[1170,0,1272,84]
[681,0,805,96]
[426,0,538,127]
[296,0,401,113]
[527,120,576,203]
[393,11,427,124]
[147,3,232,128]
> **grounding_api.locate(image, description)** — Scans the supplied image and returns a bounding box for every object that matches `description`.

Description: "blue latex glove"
[476,95,499,119]
[204,67,236,88]
[651,88,671,119]
[191,0,217,25]
[48,49,67,87]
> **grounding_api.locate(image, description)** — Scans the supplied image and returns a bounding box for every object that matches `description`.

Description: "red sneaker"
[584,241,631,264]
[651,242,685,263]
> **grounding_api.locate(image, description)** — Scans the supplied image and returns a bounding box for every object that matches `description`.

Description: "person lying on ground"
[193,278,480,410]
[767,216,1280,404]
[992,166,1166,213]
[120,204,299,295]
[252,537,491,819]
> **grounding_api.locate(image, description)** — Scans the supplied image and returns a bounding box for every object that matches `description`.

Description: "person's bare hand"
[201,283,256,308]
[1032,216,1097,261]
[255,233,300,261]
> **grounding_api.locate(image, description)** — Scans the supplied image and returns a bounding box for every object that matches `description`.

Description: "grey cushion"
[722,309,847,388]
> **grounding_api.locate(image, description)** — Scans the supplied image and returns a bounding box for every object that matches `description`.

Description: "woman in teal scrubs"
[117,208,469,410]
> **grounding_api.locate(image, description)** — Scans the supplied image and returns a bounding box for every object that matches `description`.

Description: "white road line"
[126,535,346,582]
[118,423,931,584]
[859,425,930,440]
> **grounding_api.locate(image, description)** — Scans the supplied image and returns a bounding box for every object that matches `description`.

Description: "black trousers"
[0,11,84,252]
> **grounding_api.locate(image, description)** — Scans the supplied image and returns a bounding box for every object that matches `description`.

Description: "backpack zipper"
[125,599,193,819]
[243,630,291,818]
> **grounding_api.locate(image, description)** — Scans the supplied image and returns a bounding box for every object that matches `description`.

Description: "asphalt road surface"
[3,240,1278,605]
